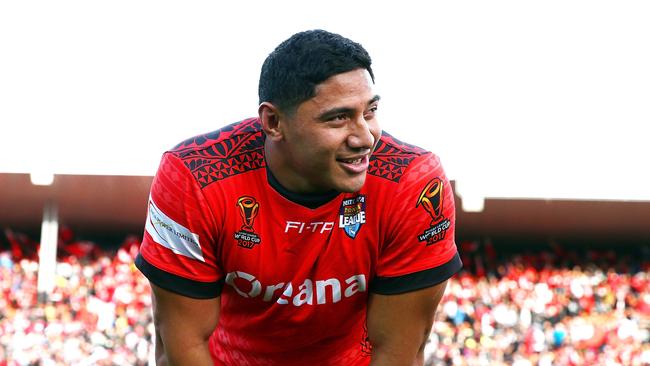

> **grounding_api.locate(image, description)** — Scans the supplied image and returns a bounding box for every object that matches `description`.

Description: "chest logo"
[416,178,450,245]
[234,196,261,249]
[338,195,366,239]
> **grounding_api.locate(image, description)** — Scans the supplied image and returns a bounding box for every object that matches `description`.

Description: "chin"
[335,176,367,193]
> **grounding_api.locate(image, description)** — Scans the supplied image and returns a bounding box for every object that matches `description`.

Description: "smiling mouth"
[337,155,370,174]
[340,157,363,164]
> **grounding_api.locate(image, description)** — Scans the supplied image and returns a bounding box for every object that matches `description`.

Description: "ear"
[258,102,284,141]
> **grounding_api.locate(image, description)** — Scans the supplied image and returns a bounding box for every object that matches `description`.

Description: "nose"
[347,116,377,150]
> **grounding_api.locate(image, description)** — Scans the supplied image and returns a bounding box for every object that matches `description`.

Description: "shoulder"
[368,130,435,184]
[169,117,264,158]
[165,118,266,188]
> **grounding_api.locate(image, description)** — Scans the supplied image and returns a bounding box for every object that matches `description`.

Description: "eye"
[328,114,349,122]
[364,105,378,119]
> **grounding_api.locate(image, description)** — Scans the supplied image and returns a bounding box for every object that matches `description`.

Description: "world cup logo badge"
[234,196,261,249]
[237,196,259,231]
[416,178,451,245]
[416,178,444,226]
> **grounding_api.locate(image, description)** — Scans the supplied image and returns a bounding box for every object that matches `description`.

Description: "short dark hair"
[258,29,374,114]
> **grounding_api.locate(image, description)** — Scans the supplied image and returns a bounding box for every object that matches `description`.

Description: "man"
[136,29,462,365]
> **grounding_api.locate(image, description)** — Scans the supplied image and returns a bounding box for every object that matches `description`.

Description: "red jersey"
[136,118,461,365]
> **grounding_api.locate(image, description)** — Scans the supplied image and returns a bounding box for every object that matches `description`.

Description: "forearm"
[369,335,427,366]
[150,284,220,366]
[156,346,213,366]
[370,355,424,366]
[370,352,424,366]
[156,332,213,366]
[367,282,448,366]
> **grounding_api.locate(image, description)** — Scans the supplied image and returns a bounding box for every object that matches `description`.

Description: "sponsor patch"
[416,178,450,245]
[224,270,367,306]
[145,197,204,262]
[338,195,366,239]
[234,196,262,249]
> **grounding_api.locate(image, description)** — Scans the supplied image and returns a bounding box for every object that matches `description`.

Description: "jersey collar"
[266,168,340,209]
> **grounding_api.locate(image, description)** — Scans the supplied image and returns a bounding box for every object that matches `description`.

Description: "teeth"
[343,158,362,164]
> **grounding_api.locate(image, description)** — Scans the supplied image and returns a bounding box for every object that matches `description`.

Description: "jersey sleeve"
[135,152,224,299]
[371,153,462,295]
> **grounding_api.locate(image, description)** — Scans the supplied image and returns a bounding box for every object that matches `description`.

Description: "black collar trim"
[266,168,340,209]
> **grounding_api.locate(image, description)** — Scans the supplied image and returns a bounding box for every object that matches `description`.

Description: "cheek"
[306,131,343,154]
[370,124,382,144]
[292,135,334,166]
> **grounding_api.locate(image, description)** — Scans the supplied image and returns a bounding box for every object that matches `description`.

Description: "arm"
[151,283,220,366]
[367,280,448,366]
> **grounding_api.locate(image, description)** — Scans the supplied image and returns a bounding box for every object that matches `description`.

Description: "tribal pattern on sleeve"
[170,118,266,188]
[368,131,429,183]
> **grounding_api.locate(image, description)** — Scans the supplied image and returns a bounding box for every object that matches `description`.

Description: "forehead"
[309,69,376,107]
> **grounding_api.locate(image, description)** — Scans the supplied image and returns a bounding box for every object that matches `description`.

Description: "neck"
[264,142,339,208]
[264,141,302,193]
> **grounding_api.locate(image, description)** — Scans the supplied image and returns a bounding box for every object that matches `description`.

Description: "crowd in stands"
[425,241,650,366]
[1,229,152,365]
[1,229,649,365]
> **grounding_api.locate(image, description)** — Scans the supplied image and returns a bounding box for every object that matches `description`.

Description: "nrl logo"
[234,196,262,249]
[338,195,366,239]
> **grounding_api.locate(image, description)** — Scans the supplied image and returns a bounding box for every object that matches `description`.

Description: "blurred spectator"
[425,241,650,366]
[1,230,648,365]
[0,230,153,366]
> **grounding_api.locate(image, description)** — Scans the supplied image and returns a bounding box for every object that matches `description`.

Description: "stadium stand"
[1,231,649,365]
[0,235,153,366]
[425,240,650,366]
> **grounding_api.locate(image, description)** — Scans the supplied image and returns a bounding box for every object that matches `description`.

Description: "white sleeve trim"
[145,196,205,262]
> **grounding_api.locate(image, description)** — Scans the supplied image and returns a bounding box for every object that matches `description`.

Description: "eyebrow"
[317,95,381,121]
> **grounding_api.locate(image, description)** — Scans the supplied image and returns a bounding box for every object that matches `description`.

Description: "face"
[274,68,381,193]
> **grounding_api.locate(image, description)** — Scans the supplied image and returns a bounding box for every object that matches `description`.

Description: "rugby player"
[136,29,462,365]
